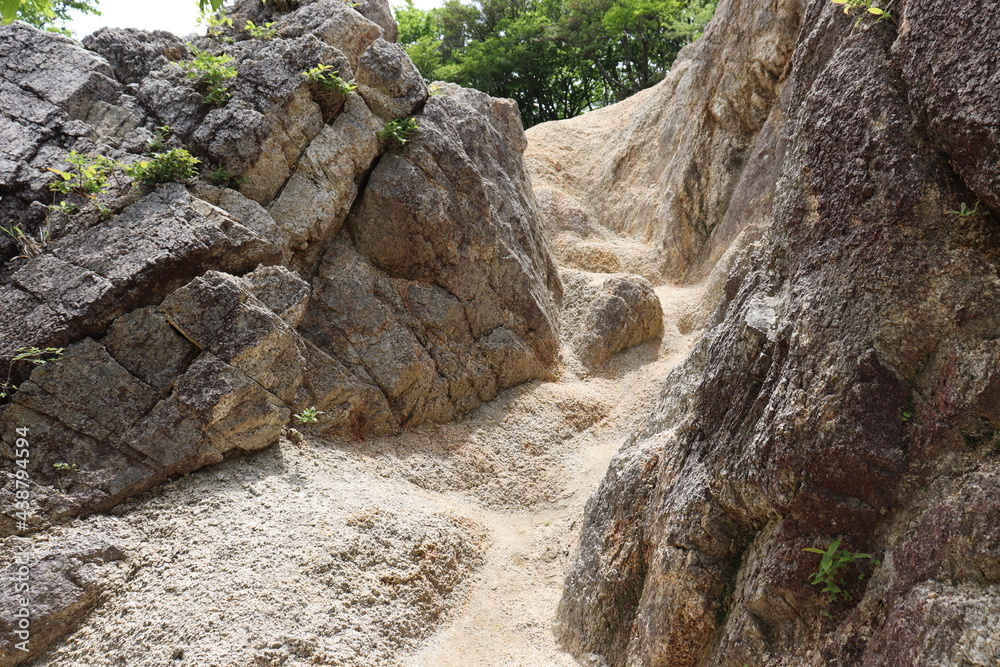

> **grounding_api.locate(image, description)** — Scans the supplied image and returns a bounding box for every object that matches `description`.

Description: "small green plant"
[803,538,879,603]
[245,20,278,40]
[180,45,238,105]
[47,201,78,216]
[378,117,419,145]
[206,164,246,187]
[198,10,233,39]
[1,346,64,399]
[43,150,129,220]
[148,125,174,153]
[427,83,442,97]
[47,150,119,198]
[125,149,200,186]
[831,0,894,24]
[295,406,325,424]
[947,201,989,219]
[301,64,357,95]
[52,462,79,493]
[1,222,51,260]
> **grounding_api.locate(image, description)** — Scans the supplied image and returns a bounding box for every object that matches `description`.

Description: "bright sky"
[67,0,444,39]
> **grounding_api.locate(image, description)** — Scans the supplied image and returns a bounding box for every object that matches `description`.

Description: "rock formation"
[0,1,564,657]
[2,0,998,664]
[547,0,1000,665]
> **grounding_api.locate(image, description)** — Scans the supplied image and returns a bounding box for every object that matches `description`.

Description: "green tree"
[12,0,99,36]
[2,0,223,30]
[394,0,716,126]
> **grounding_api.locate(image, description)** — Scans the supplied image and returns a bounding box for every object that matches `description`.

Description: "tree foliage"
[395,0,716,127]
[1,0,221,33]
[10,0,99,36]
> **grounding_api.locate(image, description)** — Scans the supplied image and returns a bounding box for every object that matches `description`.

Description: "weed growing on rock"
[947,201,989,219]
[180,45,237,105]
[47,150,118,197]
[198,10,233,40]
[803,538,879,603]
[147,125,174,153]
[302,64,357,95]
[53,462,79,493]
[295,406,325,424]
[125,149,201,186]
[44,150,126,220]
[245,20,278,40]
[378,117,419,145]
[1,221,51,260]
[206,164,246,187]
[831,0,894,25]
[1,346,64,399]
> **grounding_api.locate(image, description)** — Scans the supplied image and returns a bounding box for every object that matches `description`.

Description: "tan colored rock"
[561,270,663,368]
[240,264,311,328]
[127,352,289,467]
[524,0,803,282]
[267,94,384,263]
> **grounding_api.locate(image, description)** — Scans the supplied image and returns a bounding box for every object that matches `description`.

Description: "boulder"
[355,38,427,120]
[348,83,562,373]
[561,270,663,367]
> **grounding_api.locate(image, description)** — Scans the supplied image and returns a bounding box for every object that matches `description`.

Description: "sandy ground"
[25,282,705,667]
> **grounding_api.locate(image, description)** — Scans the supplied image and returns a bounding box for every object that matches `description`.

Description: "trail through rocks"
[26,284,706,667]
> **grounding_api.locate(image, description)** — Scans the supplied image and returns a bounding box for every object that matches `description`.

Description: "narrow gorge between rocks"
[1,0,999,666]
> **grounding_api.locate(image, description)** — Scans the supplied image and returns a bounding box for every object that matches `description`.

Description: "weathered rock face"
[555,1,1000,666]
[0,0,559,565]
[525,0,803,282]
[0,532,129,665]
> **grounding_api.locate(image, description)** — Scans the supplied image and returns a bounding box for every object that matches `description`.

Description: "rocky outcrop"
[555,1,1000,666]
[525,0,803,282]
[0,0,559,554]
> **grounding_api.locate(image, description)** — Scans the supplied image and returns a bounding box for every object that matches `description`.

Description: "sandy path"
[28,284,705,667]
[406,283,706,666]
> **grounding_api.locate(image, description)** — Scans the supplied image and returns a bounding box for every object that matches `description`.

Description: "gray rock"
[82,28,187,86]
[161,271,304,405]
[274,0,383,69]
[102,306,197,391]
[0,533,129,666]
[0,0,562,544]
[0,22,120,227]
[355,38,427,120]
[348,83,561,376]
